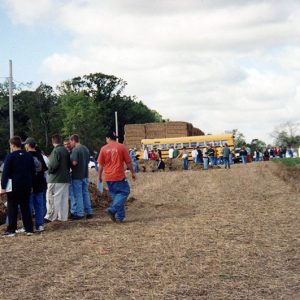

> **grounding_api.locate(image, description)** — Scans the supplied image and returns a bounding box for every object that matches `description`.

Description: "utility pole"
[115,111,119,142]
[9,60,14,138]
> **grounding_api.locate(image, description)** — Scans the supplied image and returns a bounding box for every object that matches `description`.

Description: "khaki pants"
[45,183,69,221]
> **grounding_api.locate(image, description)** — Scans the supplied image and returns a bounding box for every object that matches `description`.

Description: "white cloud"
[3,0,55,25]
[3,0,300,143]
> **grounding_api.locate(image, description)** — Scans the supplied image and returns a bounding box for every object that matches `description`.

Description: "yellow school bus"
[141,134,235,160]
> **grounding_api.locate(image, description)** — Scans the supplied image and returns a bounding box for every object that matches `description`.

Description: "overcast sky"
[1,0,300,144]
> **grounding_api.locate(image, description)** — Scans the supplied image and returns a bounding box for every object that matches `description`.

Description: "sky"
[1,0,300,144]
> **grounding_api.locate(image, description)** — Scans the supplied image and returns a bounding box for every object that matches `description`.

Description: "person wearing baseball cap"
[23,137,48,232]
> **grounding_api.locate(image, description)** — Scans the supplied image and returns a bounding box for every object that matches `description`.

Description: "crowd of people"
[135,144,299,171]
[1,133,298,237]
[0,131,136,237]
[139,144,233,170]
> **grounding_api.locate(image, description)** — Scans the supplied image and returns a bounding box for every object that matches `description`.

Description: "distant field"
[272,157,300,167]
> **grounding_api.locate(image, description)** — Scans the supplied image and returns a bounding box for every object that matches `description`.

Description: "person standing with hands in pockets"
[98,131,136,223]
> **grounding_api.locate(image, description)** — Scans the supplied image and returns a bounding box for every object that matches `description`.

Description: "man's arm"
[98,164,104,182]
[70,149,78,167]
[1,155,11,193]
[48,150,60,173]
[125,161,136,181]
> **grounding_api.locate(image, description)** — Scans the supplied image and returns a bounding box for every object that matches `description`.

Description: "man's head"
[9,136,22,151]
[70,134,80,148]
[63,138,72,151]
[105,131,117,143]
[23,137,36,151]
[51,134,62,146]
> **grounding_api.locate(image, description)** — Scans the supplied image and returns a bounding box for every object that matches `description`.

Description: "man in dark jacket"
[24,137,48,232]
[1,136,35,237]
[44,134,70,222]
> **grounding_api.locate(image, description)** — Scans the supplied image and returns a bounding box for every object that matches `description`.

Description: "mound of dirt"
[272,163,300,192]
[139,159,184,171]
[138,159,219,171]
[0,194,7,224]
[89,182,112,208]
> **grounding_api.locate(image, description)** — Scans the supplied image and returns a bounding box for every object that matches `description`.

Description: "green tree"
[58,73,163,144]
[59,91,106,151]
[250,139,266,152]
[13,83,59,152]
[0,82,10,158]
[271,121,300,147]
[232,129,246,147]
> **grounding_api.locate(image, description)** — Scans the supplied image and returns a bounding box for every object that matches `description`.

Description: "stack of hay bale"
[166,122,193,137]
[123,124,146,149]
[124,122,204,150]
[145,123,166,139]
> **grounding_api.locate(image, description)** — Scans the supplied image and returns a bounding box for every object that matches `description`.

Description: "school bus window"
[221,140,228,146]
[191,142,197,148]
[161,144,167,150]
[198,142,205,147]
[153,144,158,150]
[183,142,189,148]
[175,143,182,149]
[214,141,221,146]
[168,144,174,148]
[143,144,148,149]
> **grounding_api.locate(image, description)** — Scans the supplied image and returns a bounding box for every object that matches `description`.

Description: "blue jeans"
[241,155,247,165]
[209,156,214,166]
[72,178,93,217]
[182,158,189,170]
[43,191,47,217]
[107,180,130,222]
[30,192,44,229]
[224,157,230,169]
[203,157,209,170]
[69,180,76,215]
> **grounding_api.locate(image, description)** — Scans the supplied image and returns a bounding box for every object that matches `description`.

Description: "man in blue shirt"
[1,136,35,237]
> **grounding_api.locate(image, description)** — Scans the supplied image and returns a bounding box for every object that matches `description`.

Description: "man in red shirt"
[98,131,136,223]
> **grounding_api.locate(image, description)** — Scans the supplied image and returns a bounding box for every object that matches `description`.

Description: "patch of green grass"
[272,157,300,167]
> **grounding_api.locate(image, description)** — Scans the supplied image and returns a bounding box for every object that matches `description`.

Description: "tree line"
[0,73,162,159]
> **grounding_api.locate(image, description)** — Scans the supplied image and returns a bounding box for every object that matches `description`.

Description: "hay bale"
[164,159,184,171]
[138,159,159,172]
[190,164,204,171]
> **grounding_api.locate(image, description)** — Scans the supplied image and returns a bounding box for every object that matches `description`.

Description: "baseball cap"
[23,137,36,145]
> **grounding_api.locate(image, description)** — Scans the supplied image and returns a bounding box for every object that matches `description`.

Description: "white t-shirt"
[192,149,198,158]
[143,149,149,160]
[168,148,174,158]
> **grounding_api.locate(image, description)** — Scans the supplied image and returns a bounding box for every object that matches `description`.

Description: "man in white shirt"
[192,148,198,163]
[143,147,149,160]
[168,146,174,159]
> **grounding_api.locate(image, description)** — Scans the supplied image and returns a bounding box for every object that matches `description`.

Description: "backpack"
[33,156,42,174]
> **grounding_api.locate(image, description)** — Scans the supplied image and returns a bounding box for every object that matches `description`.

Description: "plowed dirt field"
[0,162,299,299]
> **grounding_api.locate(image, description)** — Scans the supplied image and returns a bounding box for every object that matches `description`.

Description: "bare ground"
[0,162,299,300]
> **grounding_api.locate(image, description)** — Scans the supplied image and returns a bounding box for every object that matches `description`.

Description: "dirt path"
[0,162,299,299]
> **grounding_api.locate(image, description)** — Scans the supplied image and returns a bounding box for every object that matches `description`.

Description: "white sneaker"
[26,232,33,236]
[2,232,16,237]
[16,228,26,233]
[36,226,44,232]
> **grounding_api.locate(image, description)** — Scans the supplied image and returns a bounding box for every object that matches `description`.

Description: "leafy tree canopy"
[0,73,162,159]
